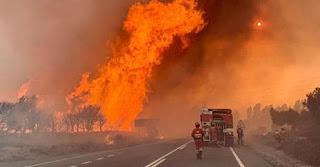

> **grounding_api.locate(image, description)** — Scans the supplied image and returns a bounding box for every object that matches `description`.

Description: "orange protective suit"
[191,127,205,151]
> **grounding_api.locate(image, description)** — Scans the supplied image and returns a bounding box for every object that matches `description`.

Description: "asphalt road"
[4,139,273,167]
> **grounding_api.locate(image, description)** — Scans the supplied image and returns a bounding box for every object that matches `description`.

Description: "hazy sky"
[0,0,320,124]
[0,0,133,104]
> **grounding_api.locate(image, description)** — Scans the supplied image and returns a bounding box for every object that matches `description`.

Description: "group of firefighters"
[191,121,244,159]
[191,119,290,160]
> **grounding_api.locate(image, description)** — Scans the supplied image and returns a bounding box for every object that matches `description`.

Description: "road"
[4,139,272,167]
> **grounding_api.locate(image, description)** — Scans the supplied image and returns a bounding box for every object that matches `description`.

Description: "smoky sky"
[1,0,320,137]
[145,0,320,137]
[0,0,133,106]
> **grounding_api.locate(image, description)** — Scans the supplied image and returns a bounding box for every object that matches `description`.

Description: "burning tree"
[63,105,105,133]
[66,0,206,131]
[80,105,100,132]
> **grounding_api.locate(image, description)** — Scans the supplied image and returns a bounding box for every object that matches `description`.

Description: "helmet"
[195,122,200,127]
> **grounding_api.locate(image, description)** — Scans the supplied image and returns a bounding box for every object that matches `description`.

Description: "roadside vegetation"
[0,95,159,164]
[246,87,320,166]
[0,96,106,135]
[0,96,117,162]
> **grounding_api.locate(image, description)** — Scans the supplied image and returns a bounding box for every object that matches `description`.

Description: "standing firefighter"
[237,127,244,145]
[236,120,245,146]
[191,122,204,160]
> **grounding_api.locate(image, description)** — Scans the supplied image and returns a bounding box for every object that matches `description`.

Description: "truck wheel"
[224,141,229,147]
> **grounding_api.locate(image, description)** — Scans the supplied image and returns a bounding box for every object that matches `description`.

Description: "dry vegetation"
[0,97,157,162]
[0,132,154,162]
[246,87,320,166]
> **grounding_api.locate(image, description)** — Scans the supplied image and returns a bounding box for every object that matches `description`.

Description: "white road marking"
[107,154,115,158]
[81,161,92,165]
[70,165,77,167]
[179,144,187,150]
[24,140,170,167]
[145,140,192,167]
[24,156,87,167]
[96,157,105,161]
[150,158,166,167]
[230,147,245,167]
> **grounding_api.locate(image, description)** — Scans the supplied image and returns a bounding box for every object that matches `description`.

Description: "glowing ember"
[67,0,206,130]
[17,80,31,99]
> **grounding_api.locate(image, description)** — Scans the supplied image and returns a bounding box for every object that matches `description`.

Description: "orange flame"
[67,0,206,130]
[17,80,31,99]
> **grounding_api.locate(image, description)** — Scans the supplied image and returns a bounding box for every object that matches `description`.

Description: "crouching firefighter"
[191,122,204,160]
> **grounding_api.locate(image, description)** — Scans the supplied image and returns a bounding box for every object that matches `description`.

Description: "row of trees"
[245,87,320,133]
[269,108,300,126]
[0,96,45,134]
[263,88,320,166]
[246,87,320,134]
[245,103,273,133]
[268,87,320,128]
[64,105,105,132]
[0,96,106,135]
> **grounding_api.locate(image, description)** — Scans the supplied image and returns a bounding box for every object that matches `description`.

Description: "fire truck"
[200,108,234,147]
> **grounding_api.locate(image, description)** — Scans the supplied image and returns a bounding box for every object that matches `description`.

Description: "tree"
[73,105,103,132]
[253,103,261,115]
[63,112,77,132]
[0,96,45,134]
[293,100,304,112]
[270,107,300,126]
[97,112,106,132]
[304,87,320,121]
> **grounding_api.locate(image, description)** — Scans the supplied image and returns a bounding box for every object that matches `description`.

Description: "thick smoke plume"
[0,0,134,106]
[1,0,320,137]
[145,0,320,137]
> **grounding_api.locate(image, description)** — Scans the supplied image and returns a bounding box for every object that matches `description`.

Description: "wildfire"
[104,134,115,145]
[67,0,206,130]
[17,80,31,99]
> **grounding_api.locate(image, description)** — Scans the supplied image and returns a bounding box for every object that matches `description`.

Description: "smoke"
[144,0,320,137]
[1,0,320,137]
[0,0,134,107]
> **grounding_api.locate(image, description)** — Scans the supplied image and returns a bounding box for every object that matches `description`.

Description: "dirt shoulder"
[247,135,312,167]
[0,132,156,163]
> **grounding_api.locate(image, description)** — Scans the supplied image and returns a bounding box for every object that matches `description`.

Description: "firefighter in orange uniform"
[191,122,205,159]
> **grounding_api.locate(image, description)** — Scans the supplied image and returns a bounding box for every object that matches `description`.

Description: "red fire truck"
[200,108,234,147]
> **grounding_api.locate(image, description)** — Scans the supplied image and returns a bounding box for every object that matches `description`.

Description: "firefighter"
[237,127,244,145]
[191,122,204,160]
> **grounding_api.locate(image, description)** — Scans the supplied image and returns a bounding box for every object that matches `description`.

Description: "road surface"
[3,139,272,167]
